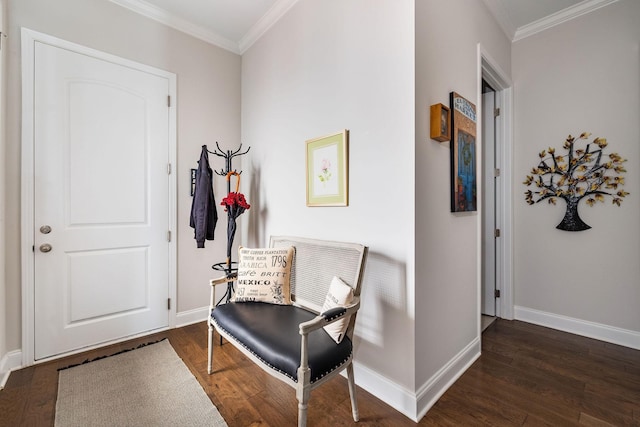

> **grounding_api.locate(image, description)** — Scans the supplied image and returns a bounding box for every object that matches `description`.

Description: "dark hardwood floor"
[1,319,639,426]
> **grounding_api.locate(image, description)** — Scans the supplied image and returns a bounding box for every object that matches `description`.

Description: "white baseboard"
[351,336,481,423]
[416,337,481,421]
[1,350,23,389]
[352,360,418,421]
[514,306,640,350]
[175,306,208,328]
[0,308,208,386]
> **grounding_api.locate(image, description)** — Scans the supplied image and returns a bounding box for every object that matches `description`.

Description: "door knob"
[39,243,52,253]
[40,225,52,234]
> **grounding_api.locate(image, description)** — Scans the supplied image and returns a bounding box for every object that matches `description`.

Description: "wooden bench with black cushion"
[207,236,368,427]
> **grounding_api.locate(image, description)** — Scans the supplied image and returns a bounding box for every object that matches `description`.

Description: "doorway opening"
[478,46,514,332]
[481,79,498,331]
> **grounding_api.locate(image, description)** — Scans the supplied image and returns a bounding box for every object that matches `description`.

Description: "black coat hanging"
[190,145,218,247]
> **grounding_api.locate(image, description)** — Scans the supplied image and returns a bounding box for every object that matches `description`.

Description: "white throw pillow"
[322,276,354,343]
[234,246,294,305]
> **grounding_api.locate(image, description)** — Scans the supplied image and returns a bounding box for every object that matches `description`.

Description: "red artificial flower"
[221,192,250,211]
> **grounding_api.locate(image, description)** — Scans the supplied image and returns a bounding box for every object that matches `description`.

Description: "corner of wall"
[352,361,419,422]
[0,349,22,389]
[367,318,479,420]
[416,336,481,421]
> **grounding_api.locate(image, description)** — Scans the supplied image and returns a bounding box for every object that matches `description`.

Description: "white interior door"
[481,89,496,316]
[32,39,171,360]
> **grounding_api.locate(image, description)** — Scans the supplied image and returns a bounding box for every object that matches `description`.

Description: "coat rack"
[209,142,250,305]
[210,142,251,183]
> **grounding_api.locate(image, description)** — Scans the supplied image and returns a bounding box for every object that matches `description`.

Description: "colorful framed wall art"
[450,92,477,212]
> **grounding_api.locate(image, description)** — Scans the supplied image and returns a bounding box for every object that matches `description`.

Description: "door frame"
[20,28,177,365]
[476,44,513,323]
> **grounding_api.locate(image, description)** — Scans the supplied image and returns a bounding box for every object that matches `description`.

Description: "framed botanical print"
[306,130,349,207]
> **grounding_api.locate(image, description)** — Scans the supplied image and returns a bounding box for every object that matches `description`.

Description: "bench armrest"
[209,273,237,308]
[210,273,237,286]
[296,296,360,383]
[298,296,360,335]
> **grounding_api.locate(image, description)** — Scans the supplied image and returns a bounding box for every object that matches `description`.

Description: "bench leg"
[347,362,359,421]
[207,322,214,374]
[296,366,311,427]
[297,399,308,427]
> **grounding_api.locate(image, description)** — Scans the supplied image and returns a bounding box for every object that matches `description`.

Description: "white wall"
[513,0,640,340]
[0,0,7,384]
[241,0,417,416]
[414,0,511,415]
[4,0,240,353]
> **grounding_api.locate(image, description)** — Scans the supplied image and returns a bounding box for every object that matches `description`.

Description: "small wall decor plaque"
[190,168,197,196]
[430,103,450,142]
[523,132,629,231]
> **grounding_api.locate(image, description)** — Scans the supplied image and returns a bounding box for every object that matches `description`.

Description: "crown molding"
[481,0,516,41]
[239,0,300,54]
[109,0,240,54]
[513,0,620,42]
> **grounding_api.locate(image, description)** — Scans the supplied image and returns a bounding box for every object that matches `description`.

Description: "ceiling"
[110,0,296,53]
[109,0,616,54]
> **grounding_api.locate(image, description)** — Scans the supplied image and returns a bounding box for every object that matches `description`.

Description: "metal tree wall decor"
[524,132,629,231]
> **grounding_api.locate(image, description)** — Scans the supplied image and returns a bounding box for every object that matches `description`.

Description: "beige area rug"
[55,340,227,427]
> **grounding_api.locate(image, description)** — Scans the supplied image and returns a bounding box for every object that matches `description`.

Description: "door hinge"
[494,107,500,117]
[167,95,171,107]
[494,228,501,238]
[494,168,501,177]
[167,298,171,310]
[167,163,172,175]
[167,230,172,242]
[494,289,501,298]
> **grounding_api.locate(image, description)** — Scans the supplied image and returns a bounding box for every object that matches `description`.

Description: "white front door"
[31,36,172,360]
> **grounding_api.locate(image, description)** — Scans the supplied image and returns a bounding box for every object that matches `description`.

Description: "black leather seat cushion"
[211,302,352,383]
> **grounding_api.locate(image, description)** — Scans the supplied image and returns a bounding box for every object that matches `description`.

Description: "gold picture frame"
[306,130,349,206]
